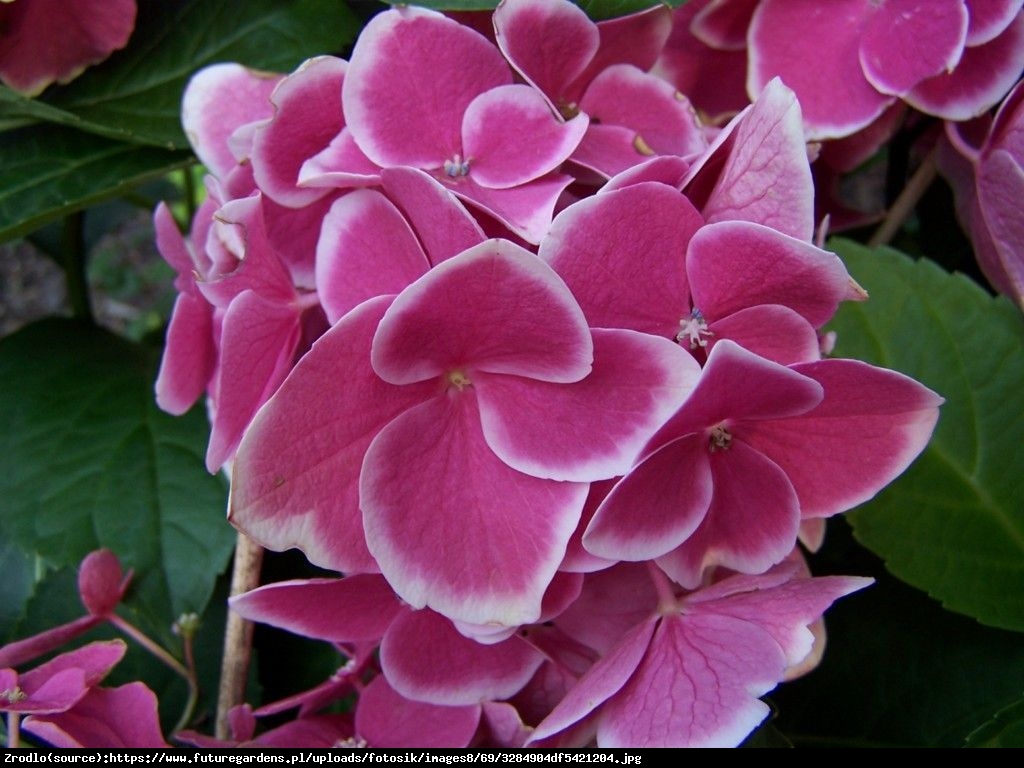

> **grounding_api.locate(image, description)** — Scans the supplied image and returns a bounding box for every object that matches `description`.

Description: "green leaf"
[773,521,1024,748]
[826,239,1024,632]
[388,1,687,20]
[0,535,37,643]
[0,125,191,243]
[0,319,234,635]
[26,0,360,150]
[966,698,1024,747]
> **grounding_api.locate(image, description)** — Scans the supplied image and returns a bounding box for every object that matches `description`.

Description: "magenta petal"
[688,221,859,327]
[381,610,543,705]
[747,0,892,139]
[585,434,713,562]
[205,291,300,472]
[463,85,588,189]
[965,0,1021,45]
[229,296,437,574]
[598,613,778,747]
[0,616,101,670]
[445,172,573,245]
[691,0,759,50]
[0,0,136,96]
[182,64,281,178]
[600,155,691,192]
[493,0,600,107]
[560,480,619,574]
[905,13,1024,120]
[23,684,168,748]
[745,358,943,518]
[155,292,214,415]
[686,79,816,240]
[249,715,353,748]
[21,640,126,694]
[541,182,702,336]
[578,65,706,160]
[372,240,592,385]
[316,190,431,323]
[298,129,382,189]
[978,149,1024,303]
[706,305,822,365]
[860,0,968,97]
[343,7,512,168]
[251,56,347,208]
[656,440,801,588]
[356,676,480,748]
[229,576,403,643]
[476,329,699,482]
[529,618,656,745]
[583,5,673,82]
[361,394,588,626]
[381,167,486,263]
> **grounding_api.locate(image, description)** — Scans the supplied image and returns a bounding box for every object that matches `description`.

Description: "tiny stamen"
[677,307,713,349]
[447,369,472,390]
[443,153,471,178]
[1,687,26,703]
[708,424,732,452]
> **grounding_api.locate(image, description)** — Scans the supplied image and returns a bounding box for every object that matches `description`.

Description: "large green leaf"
[773,521,1024,748]
[0,319,234,634]
[966,699,1024,747]
[4,0,360,150]
[0,125,191,243]
[826,239,1024,631]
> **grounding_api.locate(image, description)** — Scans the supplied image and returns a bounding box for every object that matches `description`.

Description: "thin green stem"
[172,621,200,735]
[60,211,93,323]
[182,165,198,225]
[868,150,938,247]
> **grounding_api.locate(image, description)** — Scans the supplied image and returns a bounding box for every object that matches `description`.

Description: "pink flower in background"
[0,0,137,95]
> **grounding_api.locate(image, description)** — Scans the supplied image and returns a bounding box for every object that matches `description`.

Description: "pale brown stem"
[868,151,938,247]
[215,532,264,739]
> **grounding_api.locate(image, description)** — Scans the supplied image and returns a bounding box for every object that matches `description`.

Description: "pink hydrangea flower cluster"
[154,0,943,748]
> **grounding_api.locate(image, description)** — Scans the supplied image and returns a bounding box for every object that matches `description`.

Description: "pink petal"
[153,202,197,287]
[529,619,656,744]
[600,155,691,192]
[371,240,592,386]
[443,172,574,245]
[182,64,281,179]
[361,393,588,626]
[249,715,353,748]
[747,0,893,140]
[0,617,101,670]
[554,563,659,656]
[356,676,480,748]
[684,79,816,241]
[540,182,702,336]
[343,7,512,169]
[493,0,600,109]
[965,0,1022,45]
[476,329,699,482]
[707,305,822,365]
[688,221,861,328]
[23,684,168,748]
[230,297,436,573]
[905,13,1024,120]
[585,434,713,562]
[381,167,486,263]
[381,609,543,705]
[573,5,673,98]
[7,669,89,715]
[648,340,824,447]
[978,148,1024,303]
[652,0,750,123]
[577,65,706,168]
[20,640,125,694]
[655,439,802,588]
[860,0,968,97]
[229,576,403,643]
[597,613,779,747]
[154,292,215,415]
[316,190,431,323]
[77,550,129,618]
[690,0,759,50]
[462,84,588,189]
[480,702,533,748]
[744,358,943,519]
[205,290,301,472]
[560,480,619,574]
[251,56,347,208]
[0,0,137,96]
[297,128,382,189]
[263,193,337,291]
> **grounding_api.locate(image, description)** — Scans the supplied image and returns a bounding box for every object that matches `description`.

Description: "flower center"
[708,424,732,452]
[677,307,713,349]
[447,369,472,391]
[1,686,26,703]
[443,153,471,178]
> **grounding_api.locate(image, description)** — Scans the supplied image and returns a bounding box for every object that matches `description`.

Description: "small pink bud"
[77,549,131,617]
